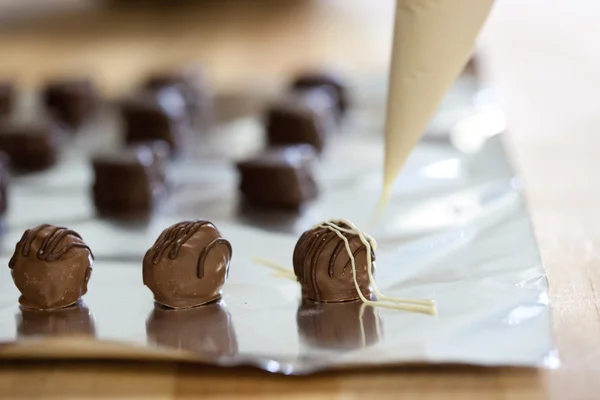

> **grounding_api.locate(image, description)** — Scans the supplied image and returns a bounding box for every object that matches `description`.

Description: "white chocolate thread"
[315,219,436,315]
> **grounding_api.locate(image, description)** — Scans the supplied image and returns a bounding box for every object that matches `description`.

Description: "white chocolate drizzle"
[253,219,437,315]
[315,219,436,315]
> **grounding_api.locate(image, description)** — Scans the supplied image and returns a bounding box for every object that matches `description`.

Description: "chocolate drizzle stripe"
[197,238,232,279]
[150,220,212,265]
[8,224,93,268]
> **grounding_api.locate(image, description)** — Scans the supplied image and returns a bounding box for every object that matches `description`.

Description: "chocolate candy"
[146,302,237,357]
[17,304,96,337]
[236,145,318,210]
[290,71,350,117]
[91,145,167,218]
[9,224,94,311]
[42,78,98,128]
[265,97,329,153]
[297,299,381,350]
[144,68,212,131]
[0,81,14,117]
[0,152,9,216]
[0,120,62,171]
[121,88,188,154]
[293,221,375,302]
[143,220,232,309]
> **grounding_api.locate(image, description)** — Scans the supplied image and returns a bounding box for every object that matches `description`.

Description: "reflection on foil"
[296,299,382,351]
[16,302,96,338]
[146,301,238,358]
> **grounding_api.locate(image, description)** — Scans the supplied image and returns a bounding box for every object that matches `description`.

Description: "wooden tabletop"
[1,0,599,398]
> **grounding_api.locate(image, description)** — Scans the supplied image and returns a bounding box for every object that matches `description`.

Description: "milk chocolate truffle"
[265,97,329,153]
[17,303,96,337]
[290,71,350,116]
[297,299,381,350]
[143,220,232,309]
[91,145,167,218]
[293,221,375,302]
[0,120,62,171]
[121,87,188,154]
[236,145,318,210]
[42,78,98,128]
[146,302,237,357]
[9,224,94,311]
[144,68,212,131]
[0,81,14,117]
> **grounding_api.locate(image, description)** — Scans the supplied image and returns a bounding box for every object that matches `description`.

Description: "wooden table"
[1,0,599,398]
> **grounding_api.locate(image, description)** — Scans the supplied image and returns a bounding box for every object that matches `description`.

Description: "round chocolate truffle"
[9,224,94,311]
[297,299,382,351]
[143,220,232,309]
[146,302,237,357]
[293,221,375,303]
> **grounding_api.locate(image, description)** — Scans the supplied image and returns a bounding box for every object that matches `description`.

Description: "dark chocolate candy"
[121,88,188,154]
[0,152,9,216]
[146,301,238,357]
[297,299,382,350]
[0,120,62,171]
[265,96,329,153]
[17,303,96,337]
[0,81,14,117]
[144,67,212,131]
[293,222,375,302]
[9,224,94,311]
[290,71,350,116]
[143,220,232,309]
[91,145,167,218]
[236,145,318,210]
[42,78,98,128]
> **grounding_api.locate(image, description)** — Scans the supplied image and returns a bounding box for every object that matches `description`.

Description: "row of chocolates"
[9,220,376,311]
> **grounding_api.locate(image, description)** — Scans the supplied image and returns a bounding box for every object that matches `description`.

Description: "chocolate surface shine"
[17,303,96,337]
[146,301,237,357]
[9,224,94,311]
[297,299,382,351]
[293,223,375,302]
[143,220,232,309]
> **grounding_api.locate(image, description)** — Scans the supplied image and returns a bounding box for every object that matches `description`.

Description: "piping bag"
[377,0,495,216]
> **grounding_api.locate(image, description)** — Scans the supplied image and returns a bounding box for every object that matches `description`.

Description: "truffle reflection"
[297,299,382,351]
[146,301,237,358]
[17,303,96,338]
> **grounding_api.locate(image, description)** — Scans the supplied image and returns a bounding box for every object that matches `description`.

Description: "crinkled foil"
[0,76,556,373]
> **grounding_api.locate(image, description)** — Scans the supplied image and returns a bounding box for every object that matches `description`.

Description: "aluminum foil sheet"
[0,76,555,373]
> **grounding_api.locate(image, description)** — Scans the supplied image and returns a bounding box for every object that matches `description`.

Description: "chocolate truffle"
[91,145,167,218]
[0,81,14,118]
[146,302,237,357]
[144,68,212,131]
[17,303,96,337]
[265,97,329,153]
[297,299,381,350]
[42,78,98,128]
[143,220,232,309]
[293,221,375,302]
[236,145,318,210]
[120,87,188,154]
[290,71,350,116]
[9,224,94,311]
[0,120,62,171]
